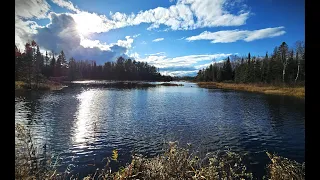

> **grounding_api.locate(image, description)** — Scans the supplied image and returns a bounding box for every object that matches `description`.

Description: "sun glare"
[76,24,90,36]
[73,11,107,36]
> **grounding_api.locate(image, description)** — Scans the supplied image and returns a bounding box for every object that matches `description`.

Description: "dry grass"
[15,123,59,179]
[15,81,65,91]
[15,81,26,90]
[82,142,253,180]
[15,123,305,180]
[197,82,305,98]
[266,152,305,180]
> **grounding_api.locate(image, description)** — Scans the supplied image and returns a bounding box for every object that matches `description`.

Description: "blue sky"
[15,0,304,76]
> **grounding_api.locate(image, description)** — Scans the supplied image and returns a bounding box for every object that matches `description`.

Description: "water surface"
[15,81,305,178]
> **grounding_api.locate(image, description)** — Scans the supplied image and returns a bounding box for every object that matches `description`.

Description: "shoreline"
[15,80,183,91]
[197,82,305,98]
[15,81,66,91]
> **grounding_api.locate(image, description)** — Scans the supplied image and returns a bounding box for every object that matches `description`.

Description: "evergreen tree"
[216,67,222,82]
[24,42,35,87]
[50,51,56,77]
[261,52,269,83]
[223,57,233,81]
[34,45,43,87]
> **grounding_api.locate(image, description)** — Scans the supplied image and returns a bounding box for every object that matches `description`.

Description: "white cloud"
[45,0,250,35]
[244,27,286,41]
[15,18,34,50]
[15,0,50,19]
[135,53,232,69]
[194,60,225,69]
[15,0,51,49]
[70,11,115,35]
[186,27,286,43]
[162,70,198,76]
[79,36,111,51]
[80,35,135,53]
[145,52,166,56]
[31,13,134,64]
[133,34,141,38]
[148,53,231,76]
[152,38,164,42]
[141,41,147,45]
[51,0,81,13]
[129,52,140,59]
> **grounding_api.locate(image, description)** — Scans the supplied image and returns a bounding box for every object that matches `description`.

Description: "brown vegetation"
[15,81,65,91]
[197,82,304,98]
[15,123,305,180]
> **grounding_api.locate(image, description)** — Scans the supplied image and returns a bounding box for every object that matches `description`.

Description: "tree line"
[195,41,305,85]
[15,41,173,87]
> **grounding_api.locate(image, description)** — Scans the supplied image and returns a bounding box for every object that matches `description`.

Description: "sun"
[76,23,90,36]
[73,11,106,36]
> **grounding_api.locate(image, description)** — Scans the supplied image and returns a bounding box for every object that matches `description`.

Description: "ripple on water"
[15,84,305,178]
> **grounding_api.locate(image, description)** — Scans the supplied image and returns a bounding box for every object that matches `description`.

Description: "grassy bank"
[15,123,305,180]
[65,81,183,88]
[15,81,65,91]
[197,82,305,98]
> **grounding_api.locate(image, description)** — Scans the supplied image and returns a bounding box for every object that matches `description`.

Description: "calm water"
[15,81,305,178]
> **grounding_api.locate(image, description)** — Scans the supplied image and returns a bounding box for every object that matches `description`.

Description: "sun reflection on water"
[73,89,101,147]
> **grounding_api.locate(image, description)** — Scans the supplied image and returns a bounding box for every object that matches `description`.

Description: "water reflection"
[73,89,102,146]
[15,83,305,178]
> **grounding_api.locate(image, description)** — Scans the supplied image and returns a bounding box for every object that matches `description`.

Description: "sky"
[15,0,305,76]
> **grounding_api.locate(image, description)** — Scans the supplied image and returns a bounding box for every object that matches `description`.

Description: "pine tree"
[56,51,65,77]
[50,51,56,77]
[68,57,76,80]
[216,67,222,82]
[24,42,35,87]
[287,49,295,83]
[224,57,233,81]
[261,52,269,83]
[34,45,43,87]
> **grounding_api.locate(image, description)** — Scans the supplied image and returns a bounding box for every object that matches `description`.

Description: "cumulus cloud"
[32,13,135,64]
[80,35,134,51]
[15,0,50,19]
[15,0,51,49]
[70,11,117,35]
[186,27,286,43]
[15,17,39,50]
[152,38,164,42]
[129,52,140,59]
[49,0,250,34]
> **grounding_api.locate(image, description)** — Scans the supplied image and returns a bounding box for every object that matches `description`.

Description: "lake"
[15,81,305,178]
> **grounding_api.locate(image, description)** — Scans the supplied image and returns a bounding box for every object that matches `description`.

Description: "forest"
[15,41,173,88]
[195,41,305,85]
